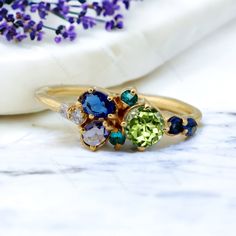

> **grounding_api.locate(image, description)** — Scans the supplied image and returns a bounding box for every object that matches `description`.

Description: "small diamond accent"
[59,104,69,119]
[70,109,85,125]
[59,104,85,125]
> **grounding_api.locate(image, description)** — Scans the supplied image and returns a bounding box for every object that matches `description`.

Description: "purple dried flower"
[102,0,120,16]
[0,0,140,43]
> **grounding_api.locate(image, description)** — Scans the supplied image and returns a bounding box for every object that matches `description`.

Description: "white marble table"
[0,110,235,236]
[0,12,236,236]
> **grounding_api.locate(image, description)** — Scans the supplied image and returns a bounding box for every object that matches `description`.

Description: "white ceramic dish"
[0,0,236,114]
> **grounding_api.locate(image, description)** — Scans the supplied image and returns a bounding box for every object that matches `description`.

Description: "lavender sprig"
[0,0,138,43]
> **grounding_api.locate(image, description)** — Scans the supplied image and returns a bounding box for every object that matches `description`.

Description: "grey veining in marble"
[0,111,235,236]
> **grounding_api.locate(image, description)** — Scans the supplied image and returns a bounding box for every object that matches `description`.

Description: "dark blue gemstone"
[80,91,116,118]
[184,118,198,137]
[168,116,184,135]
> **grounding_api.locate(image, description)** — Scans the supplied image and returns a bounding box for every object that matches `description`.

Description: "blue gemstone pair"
[79,90,129,147]
[79,89,139,119]
[79,89,135,147]
[168,116,197,137]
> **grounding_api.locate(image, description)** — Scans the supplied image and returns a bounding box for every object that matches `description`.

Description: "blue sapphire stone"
[168,116,184,135]
[80,91,116,118]
[109,130,126,145]
[121,90,138,106]
[184,118,198,137]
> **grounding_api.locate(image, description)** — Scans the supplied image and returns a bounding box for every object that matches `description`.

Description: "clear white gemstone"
[59,104,85,125]
[59,104,69,119]
[70,109,85,125]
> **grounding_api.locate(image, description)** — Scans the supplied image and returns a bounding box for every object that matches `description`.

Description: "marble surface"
[1,7,236,236]
[0,111,235,236]
[1,0,236,114]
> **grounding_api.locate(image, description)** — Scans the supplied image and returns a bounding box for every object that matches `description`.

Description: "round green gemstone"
[121,90,138,106]
[124,106,165,148]
[109,130,126,145]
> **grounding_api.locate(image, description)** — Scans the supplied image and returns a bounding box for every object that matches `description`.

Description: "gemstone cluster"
[78,90,114,149]
[59,87,198,151]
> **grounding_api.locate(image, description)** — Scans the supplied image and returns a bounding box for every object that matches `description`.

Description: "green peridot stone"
[125,106,164,148]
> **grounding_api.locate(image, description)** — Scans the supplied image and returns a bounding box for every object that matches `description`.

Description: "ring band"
[35,85,202,151]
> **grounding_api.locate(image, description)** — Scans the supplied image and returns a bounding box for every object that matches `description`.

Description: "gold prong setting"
[137,147,146,152]
[88,87,94,94]
[107,96,114,102]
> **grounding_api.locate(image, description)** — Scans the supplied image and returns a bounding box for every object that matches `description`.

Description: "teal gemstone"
[121,90,138,106]
[109,130,126,145]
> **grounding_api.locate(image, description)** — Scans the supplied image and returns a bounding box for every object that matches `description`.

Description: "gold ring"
[35,85,202,151]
